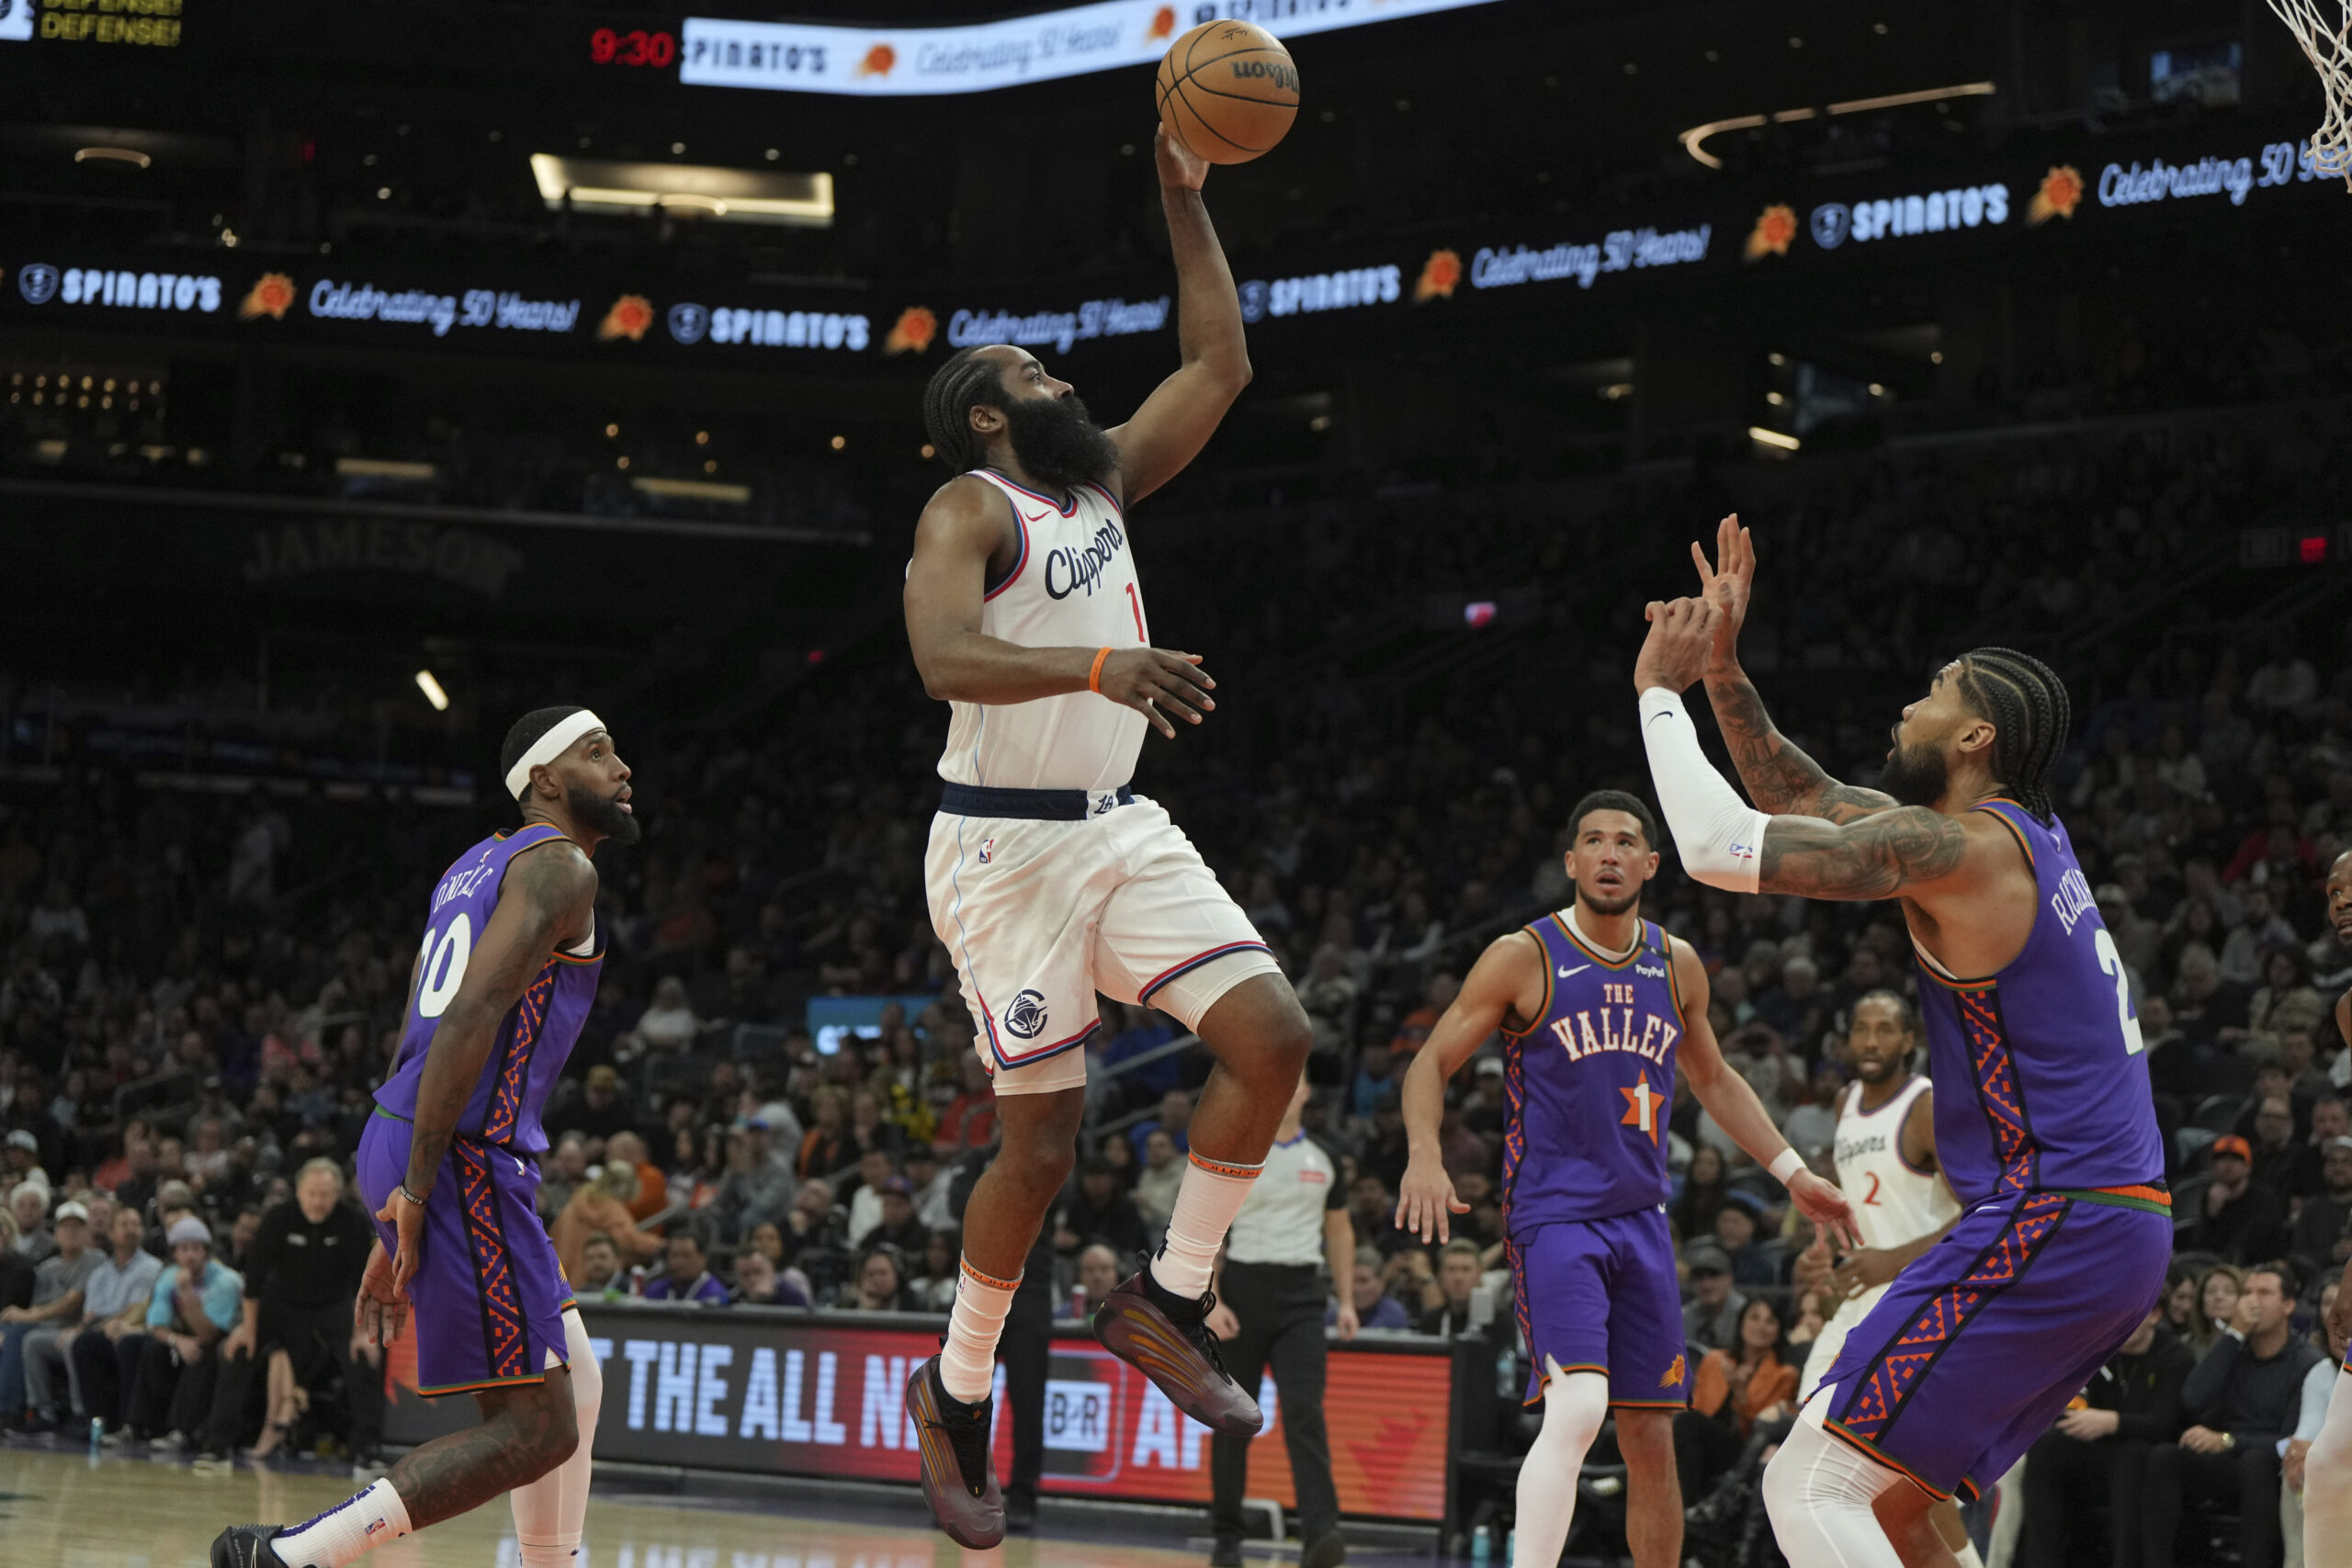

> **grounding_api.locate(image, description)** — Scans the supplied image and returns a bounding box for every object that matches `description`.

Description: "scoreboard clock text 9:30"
[591,28,676,67]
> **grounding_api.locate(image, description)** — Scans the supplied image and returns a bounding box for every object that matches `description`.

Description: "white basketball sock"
[941,1258,1019,1404]
[269,1478,412,1568]
[1511,1365,1607,1568]
[1761,1402,1905,1568]
[511,1309,601,1568]
[1149,1151,1262,1299]
[2307,1380,2352,1568]
[1956,1540,1986,1568]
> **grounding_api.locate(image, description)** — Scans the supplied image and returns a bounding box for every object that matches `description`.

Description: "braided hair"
[922,346,1009,474]
[1954,648,2072,825]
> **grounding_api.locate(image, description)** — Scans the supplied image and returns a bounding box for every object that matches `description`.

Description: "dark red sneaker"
[906,1355,1003,1550]
[1091,1271,1263,1437]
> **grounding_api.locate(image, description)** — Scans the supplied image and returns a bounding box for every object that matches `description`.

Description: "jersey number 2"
[415,914,474,1021]
[2092,927,2145,1055]
[1125,583,1145,641]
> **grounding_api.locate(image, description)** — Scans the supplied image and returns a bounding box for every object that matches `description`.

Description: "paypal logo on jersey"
[1635,962,1668,979]
[1044,518,1126,600]
[1003,989,1049,1040]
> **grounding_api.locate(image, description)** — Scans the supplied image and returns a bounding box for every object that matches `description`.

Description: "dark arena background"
[2,3,2350,1566]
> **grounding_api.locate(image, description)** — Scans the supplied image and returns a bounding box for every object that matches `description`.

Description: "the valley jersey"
[375,824,604,1155]
[1501,912,1686,1235]
[935,468,1146,793]
[1914,800,2166,1205]
[1833,1075,1961,1252]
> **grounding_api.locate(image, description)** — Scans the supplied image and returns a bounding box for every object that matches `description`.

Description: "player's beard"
[1576,883,1642,919]
[1879,734,1951,808]
[568,780,641,845]
[1000,391,1121,492]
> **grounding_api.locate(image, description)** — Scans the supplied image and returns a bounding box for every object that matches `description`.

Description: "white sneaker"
[149,1430,193,1453]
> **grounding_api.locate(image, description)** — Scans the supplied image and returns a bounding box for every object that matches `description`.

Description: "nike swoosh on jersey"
[1557,964,1590,978]
[1020,508,1050,524]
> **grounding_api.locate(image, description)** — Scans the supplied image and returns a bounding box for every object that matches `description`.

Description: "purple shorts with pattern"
[358,1108,571,1396]
[1818,1188,2171,1499]
[1510,1206,1690,1410]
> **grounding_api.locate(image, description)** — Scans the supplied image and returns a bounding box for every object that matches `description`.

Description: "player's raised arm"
[903,477,1216,738]
[1634,597,1985,904]
[1670,940,1860,1248]
[1102,129,1252,507]
[1691,517,1897,825]
[1394,931,1540,1243]
[381,840,595,1292]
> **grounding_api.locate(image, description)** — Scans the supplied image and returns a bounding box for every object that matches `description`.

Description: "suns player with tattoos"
[213,706,636,1568]
[1635,518,2170,1568]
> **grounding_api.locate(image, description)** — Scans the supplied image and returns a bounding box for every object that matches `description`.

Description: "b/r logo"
[1002,989,1049,1040]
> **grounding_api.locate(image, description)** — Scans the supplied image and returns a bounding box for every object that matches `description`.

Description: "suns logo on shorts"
[1003,988,1049,1040]
[1660,1354,1686,1389]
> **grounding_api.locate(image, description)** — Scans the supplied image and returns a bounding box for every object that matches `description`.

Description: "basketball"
[1155,19,1299,165]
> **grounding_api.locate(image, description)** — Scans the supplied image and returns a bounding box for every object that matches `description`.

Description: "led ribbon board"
[679,0,1505,96]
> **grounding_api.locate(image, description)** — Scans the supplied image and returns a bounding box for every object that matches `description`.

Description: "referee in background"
[1203,1073,1354,1568]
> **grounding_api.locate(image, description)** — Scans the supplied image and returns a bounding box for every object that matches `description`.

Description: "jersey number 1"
[2092,927,2145,1055]
[415,914,474,1021]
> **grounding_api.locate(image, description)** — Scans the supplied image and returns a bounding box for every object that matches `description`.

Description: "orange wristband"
[1087,646,1113,694]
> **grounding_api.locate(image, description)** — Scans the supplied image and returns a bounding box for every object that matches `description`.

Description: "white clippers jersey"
[1833,1075,1960,1253]
[936,469,1148,793]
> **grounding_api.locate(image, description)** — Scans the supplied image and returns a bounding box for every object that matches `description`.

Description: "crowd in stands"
[0,393,2346,1563]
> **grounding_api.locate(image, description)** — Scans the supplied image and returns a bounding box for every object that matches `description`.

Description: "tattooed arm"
[1690,514,1895,823]
[1755,806,1972,900]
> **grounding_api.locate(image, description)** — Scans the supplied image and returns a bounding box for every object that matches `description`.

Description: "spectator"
[838,1248,908,1312]
[119,1216,240,1448]
[866,1178,931,1258]
[780,1178,839,1265]
[57,1205,162,1435]
[1294,943,1359,1055]
[550,1065,639,1149]
[1674,1145,1732,1241]
[2220,886,2299,989]
[11,1182,53,1264]
[910,1229,961,1312]
[1133,1129,1185,1227]
[710,1118,796,1242]
[2188,1266,2245,1360]
[2251,1096,2303,1196]
[624,976,700,1056]
[1125,1089,1194,1164]
[1348,1042,1399,1122]
[730,1247,808,1307]
[842,1148,899,1247]
[1057,1243,1124,1320]
[196,1157,375,1462]
[640,1231,729,1305]
[2144,1262,2322,1568]
[1713,1194,1779,1289]
[848,1089,901,1160]
[1390,971,1460,1056]
[0,1199,96,1431]
[1053,1156,1148,1259]
[933,1056,998,1154]
[2160,1264,2199,1343]
[797,1089,856,1178]
[1677,1296,1798,1500]
[1418,1239,1490,1337]
[2292,1137,2352,1276]
[2185,1137,2290,1262]
[903,1145,955,1232]
[1681,1244,1746,1353]
[571,1233,628,1302]
[604,1130,670,1224]
[2173,943,2251,1052]
[537,1133,591,1224]
[2018,1297,2192,1568]
[1780,1061,1847,1160]
[1334,1255,1408,1331]
[551,1161,663,1286]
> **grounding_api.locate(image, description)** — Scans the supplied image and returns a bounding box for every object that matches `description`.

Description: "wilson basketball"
[1156,19,1299,165]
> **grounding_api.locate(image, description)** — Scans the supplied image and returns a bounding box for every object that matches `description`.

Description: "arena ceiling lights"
[677,0,1507,96]
[527,155,834,226]
[1679,82,1999,169]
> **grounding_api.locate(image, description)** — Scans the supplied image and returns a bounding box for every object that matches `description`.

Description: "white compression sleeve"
[2307,1372,2352,1568]
[1513,1365,1608,1568]
[511,1308,601,1568]
[1761,1397,1905,1568]
[1638,686,1770,894]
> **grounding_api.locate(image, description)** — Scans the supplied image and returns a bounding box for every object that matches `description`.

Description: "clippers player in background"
[1394,791,1857,1568]
[900,127,1313,1549]
[2302,851,2352,1568]
[1796,992,1971,1564]
[212,707,634,1568]
[1636,518,2172,1568]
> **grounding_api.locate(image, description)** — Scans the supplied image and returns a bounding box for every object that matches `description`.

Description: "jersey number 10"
[2091,927,2145,1056]
[414,914,474,1021]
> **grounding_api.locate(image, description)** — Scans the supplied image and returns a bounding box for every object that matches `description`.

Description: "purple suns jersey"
[375,824,604,1155]
[1914,800,2165,1207]
[1500,913,1686,1235]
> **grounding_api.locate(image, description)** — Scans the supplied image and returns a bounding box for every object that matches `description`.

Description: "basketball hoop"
[2267,0,2352,185]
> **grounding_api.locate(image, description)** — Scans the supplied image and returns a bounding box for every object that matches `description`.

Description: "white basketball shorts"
[923,787,1280,1096]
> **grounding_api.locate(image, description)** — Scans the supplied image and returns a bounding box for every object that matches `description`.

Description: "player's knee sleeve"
[563,1307,602,1431]
[1763,1405,1906,1568]
[1533,1364,1608,1457]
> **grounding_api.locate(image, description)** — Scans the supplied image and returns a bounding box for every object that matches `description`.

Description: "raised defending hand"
[1097,647,1216,738]
[1787,1168,1862,1251]
[1154,125,1208,193]
[1395,1153,1469,1245]
[1690,513,1754,673]
[354,1236,408,1348]
[1632,596,1717,695]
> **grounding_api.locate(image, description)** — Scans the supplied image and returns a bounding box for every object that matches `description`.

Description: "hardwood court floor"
[0,1444,1261,1568]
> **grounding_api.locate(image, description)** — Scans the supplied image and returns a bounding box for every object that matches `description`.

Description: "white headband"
[504,709,606,800]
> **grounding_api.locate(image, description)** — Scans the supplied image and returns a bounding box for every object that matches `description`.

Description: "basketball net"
[2267,0,2352,185]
